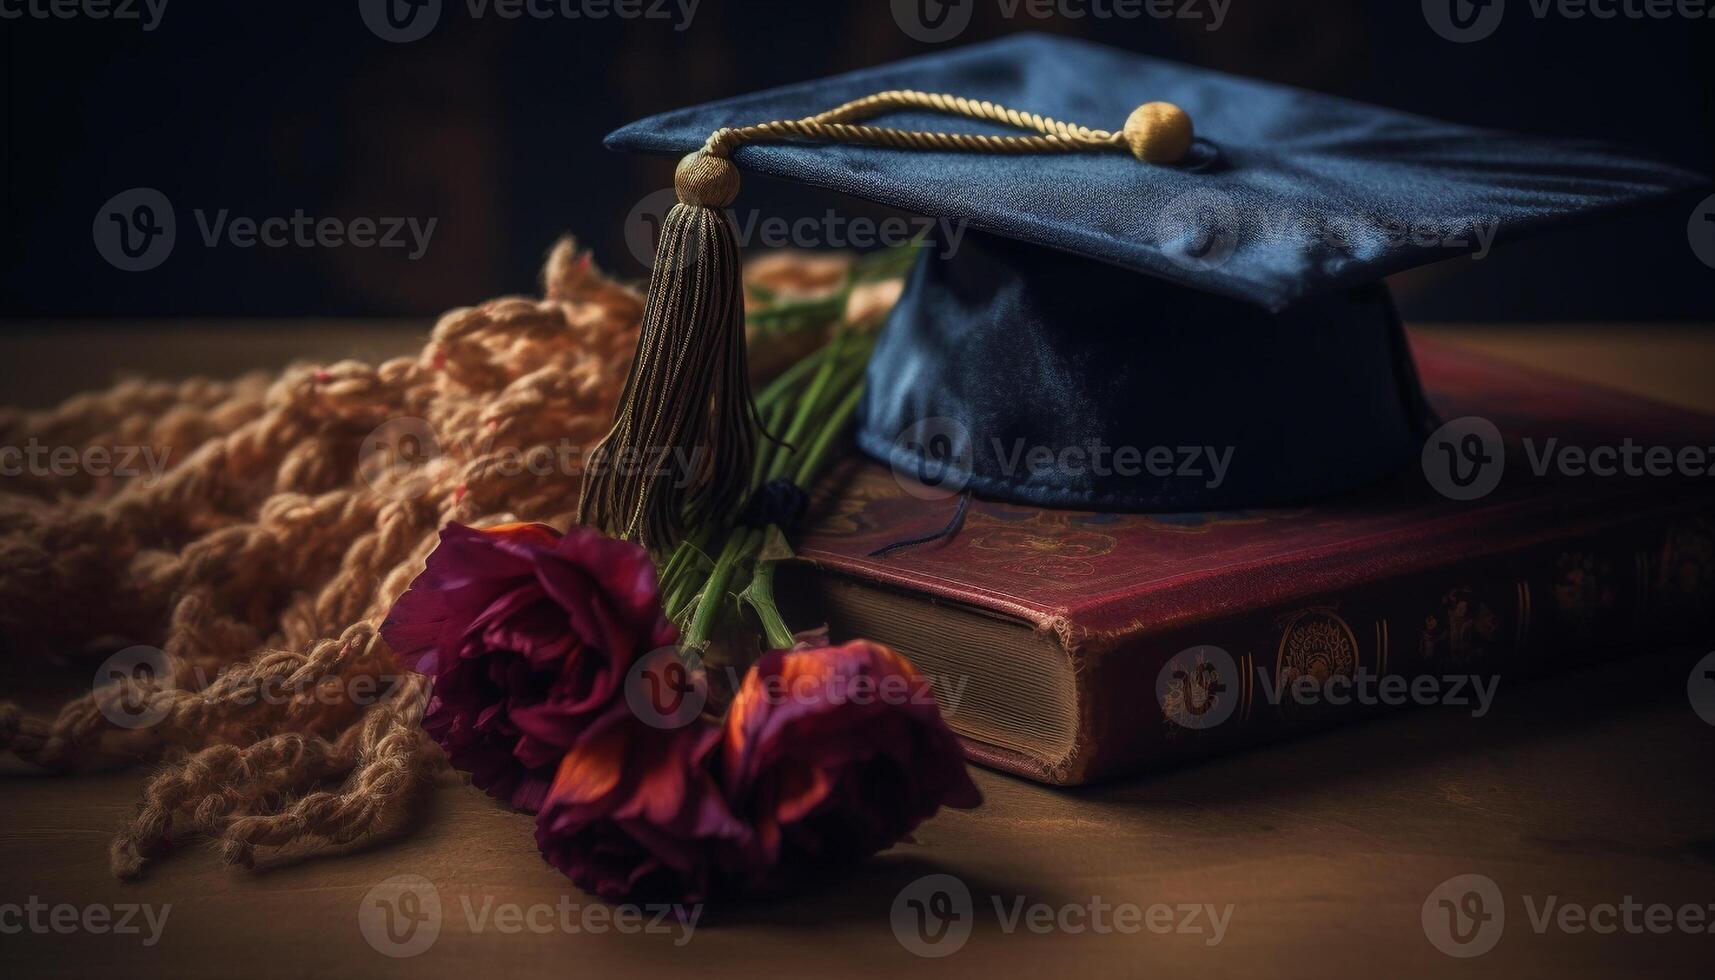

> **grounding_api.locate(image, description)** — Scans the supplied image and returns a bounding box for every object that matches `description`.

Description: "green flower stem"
[795,382,866,488]
[661,526,716,622]
[683,527,758,649]
[765,337,870,485]
[765,333,849,480]
[754,340,831,410]
[660,529,700,591]
[665,560,705,622]
[662,240,904,652]
[745,293,849,338]
[745,555,798,650]
[751,398,790,488]
[669,338,866,637]
[657,537,694,589]
[744,348,871,651]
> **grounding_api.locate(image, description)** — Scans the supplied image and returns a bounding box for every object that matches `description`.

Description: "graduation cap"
[580,33,1703,550]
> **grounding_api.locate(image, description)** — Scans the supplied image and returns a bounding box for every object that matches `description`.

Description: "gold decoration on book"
[578,92,1194,552]
[1273,608,1361,722]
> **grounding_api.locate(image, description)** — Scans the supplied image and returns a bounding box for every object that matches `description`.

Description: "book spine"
[1066,509,1715,784]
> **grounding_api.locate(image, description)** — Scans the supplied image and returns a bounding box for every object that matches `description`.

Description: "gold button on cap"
[1123,102,1194,164]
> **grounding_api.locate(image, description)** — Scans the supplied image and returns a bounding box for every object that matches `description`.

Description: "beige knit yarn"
[0,239,657,878]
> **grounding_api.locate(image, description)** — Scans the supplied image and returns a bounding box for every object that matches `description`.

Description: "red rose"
[382,522,674,811]
[720,640,981,887]
[534,700,747,903]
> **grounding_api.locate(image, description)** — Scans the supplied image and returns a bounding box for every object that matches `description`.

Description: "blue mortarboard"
[584,34,1704,548]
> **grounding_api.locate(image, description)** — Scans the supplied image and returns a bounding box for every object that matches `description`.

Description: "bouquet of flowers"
[381,246,980,903]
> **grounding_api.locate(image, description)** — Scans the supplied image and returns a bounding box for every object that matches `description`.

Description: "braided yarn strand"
[0,239,648,877]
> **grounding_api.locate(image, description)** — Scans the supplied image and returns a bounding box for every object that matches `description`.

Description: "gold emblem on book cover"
[1655,518,1715,617]
[1420,586,1503,662]
[1273,608,1362,722]
[1552,551,1620,635]
[1157,645,1244,734]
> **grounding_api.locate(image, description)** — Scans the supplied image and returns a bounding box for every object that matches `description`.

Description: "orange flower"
[720,640,981,889]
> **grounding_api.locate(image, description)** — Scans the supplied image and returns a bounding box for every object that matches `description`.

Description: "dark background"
[1,0,1711,322]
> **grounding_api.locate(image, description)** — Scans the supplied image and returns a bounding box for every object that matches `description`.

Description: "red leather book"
[778,335,1715,785]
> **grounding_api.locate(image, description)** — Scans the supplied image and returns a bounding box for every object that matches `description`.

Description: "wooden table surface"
[3,322,1714,979]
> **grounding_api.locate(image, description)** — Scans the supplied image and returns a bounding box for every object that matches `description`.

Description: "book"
[776,335,1715,785]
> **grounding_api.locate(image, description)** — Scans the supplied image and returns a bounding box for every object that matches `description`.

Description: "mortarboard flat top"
[607,33,1701,311]
[604,35,1706,513]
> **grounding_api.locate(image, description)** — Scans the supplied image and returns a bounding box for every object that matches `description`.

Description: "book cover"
[782,335,1715,784]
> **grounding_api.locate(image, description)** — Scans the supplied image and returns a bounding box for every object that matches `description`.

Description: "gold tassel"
[579,152,756,553]
[581,93,1192,552]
